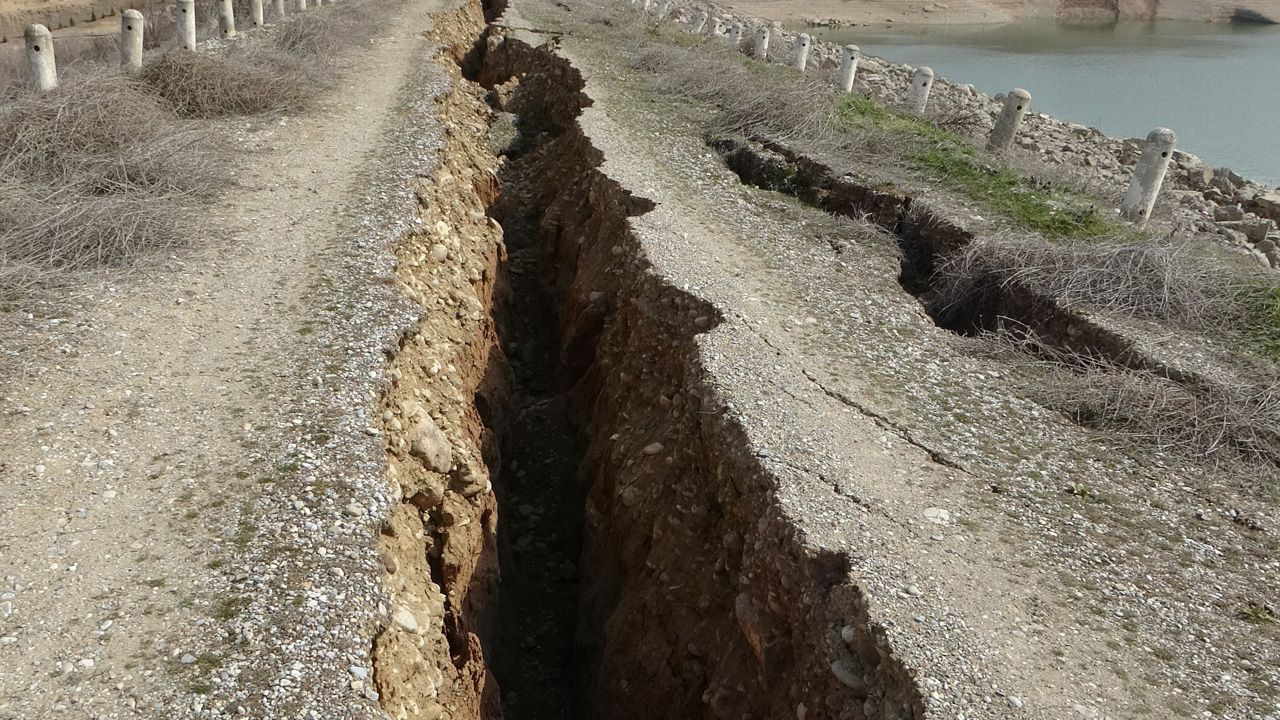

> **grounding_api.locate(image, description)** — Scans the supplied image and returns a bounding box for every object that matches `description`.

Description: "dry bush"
[0,47,20,94]
[0,183,180,274]
[1,0,385,297]
[933,234,1245,330]
[630,43,844,148]
[0,75,222,287]
[988,330,1280,466]
[141,3,178,50]
[52,35,119,69]
[927,104,987,140]
[141,47,314,116]
[275,3,383,57]
[0,74,218,193]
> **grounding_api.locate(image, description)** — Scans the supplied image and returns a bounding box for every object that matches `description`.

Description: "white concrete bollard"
[250,0,264,26]
[711,17,725,37]
[907,66,934,114]
[1121,128,1177,224]
[273,0,286,18]
[176,0,196,50]
[218,0,236,38]
[753,26,770,60]
[987,88,1031,152]
[838,45,859,93]
[295,0,308,12]
[24,24,56,92]
[119,10,144,75]
[728,22,744,49]
[642,0,652,15]
[656,0,670,20]
[692,10,707,34]
[793,33,811,71]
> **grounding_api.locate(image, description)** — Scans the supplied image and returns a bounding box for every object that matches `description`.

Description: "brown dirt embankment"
[723,0,1280,24]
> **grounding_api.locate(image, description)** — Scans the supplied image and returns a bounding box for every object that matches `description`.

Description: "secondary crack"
[800,368,968,473]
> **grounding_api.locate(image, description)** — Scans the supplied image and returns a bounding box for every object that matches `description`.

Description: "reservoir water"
[810,20,1280,188]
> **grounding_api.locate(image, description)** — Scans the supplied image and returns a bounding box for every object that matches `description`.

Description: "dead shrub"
[630,43,843,148]
[989,330,1280,467]
[141,47,313,117]
[0,75,222,285]
[141,4,178,50]
[0,0,386,298]
[275,3,384,58]
[933,234,1244,330]
[0,74,217,193]
[0,182,178,273]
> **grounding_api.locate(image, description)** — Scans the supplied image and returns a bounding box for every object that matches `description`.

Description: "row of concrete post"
[651,2,1175,227]
[23,0,330,93]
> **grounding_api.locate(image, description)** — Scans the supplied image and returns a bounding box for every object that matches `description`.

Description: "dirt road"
[0,0,457,717]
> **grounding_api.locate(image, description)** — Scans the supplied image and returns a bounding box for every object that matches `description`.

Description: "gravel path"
[0,1,459,716]
[503,1,1280,716]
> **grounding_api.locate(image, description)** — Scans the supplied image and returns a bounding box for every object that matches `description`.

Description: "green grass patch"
[214,597,249,621]
[1240,285,1280,360]
[836,95,1114,239]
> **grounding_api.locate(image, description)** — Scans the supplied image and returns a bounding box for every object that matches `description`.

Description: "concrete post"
[987,88,1031,152]
[250,0,264,26]
[692,10,707,34]
[728,22,744,49]
[657,0,670,20]
[793,33,811,71]
[753,26,770,61]
[23,24,56,92]
[176,0,196,50]
[838,45,859,92]
[1121,128,1177,224]
[907,66,934,114]
[711,17,725,37]
[218,0,236,38]
[272,0,286,18]
[295,0,307,12]
[642,0,652,15]
[119,10,143,75]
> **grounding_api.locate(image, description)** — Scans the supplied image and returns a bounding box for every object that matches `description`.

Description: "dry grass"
[989,330,1280,467]
[629,43,847,150]
[141,47,313,117]
[0,75,223,290]
[0,0,387,299]
[601,4,1280,470]
[0,74,214,191]
[275,3,383,58]
[933,234,1246,330]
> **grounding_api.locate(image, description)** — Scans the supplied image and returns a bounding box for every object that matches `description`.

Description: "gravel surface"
[0,0,461,716]
[502,1,1280,717]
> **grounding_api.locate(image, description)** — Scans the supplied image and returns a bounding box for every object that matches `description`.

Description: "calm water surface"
[812,21,1280,188]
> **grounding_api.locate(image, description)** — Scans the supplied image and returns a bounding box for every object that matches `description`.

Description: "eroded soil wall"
[373,6,926,719]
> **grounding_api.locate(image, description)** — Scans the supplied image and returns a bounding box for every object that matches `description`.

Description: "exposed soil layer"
[711,133,1259,397]
[376,4,929,718]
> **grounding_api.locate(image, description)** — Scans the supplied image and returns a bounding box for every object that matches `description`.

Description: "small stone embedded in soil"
[409,419,453,473]
[450,463,490,498]
[392,606,418,633]
[430,244,449,262]
[923,507,951,525]
[643,442,665,455]
[180,654,197,664]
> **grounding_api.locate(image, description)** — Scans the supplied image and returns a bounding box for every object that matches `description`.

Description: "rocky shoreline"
[725,0,1279,27]
[683,2,1280,268]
